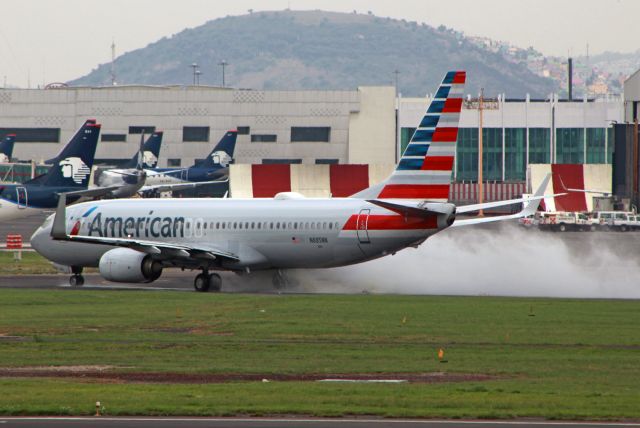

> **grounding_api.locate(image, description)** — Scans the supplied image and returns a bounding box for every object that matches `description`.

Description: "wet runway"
[1,418,639,428]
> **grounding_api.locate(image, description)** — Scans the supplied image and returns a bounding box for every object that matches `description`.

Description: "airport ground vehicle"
[538,211,590,232]
[591,211,640,231]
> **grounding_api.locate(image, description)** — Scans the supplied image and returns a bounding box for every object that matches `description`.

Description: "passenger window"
[203,223,207,230]
[311,222,315,230]
[335,222,340,229]
[323,222,327,229]
[329,222,333,230]
[288,222,292,229]
[270,222,274,229]
[277,222,280,229]
[251,222,255,229]
[233,222,237,229]
[294,222,298,229]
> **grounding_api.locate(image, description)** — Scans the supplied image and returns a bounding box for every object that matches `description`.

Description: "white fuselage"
[31,197,446,271]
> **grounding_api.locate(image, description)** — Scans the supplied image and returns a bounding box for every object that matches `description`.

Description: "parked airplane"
[0,134,16,163]
[0,120,101,221]
[94,132,164,198]
[32,71,548,289]
[140,130,237,196]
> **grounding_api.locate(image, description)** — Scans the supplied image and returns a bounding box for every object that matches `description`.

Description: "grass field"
[0,288,638,419]
[0,251,58,275]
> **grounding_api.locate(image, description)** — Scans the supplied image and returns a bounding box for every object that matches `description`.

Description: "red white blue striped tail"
[353,71,465,201]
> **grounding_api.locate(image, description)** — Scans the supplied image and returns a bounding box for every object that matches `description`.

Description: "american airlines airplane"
[31,71,549,290]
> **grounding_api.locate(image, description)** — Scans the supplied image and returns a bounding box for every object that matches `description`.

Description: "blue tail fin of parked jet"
[29,120,101,187]
[121,131,163,169]
[0,134,16,162]
[195,130,237,168]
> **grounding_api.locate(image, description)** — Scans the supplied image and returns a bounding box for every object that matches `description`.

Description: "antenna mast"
[110,40,117,86]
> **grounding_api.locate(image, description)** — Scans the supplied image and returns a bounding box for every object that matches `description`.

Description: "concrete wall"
[0,85,399,167]
[348,86,396,164]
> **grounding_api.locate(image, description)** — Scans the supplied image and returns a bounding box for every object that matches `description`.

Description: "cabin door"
[16,187,27,209]
[356,209,370,244]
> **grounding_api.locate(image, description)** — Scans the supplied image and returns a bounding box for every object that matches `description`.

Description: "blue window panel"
[434,86,451,99]
[427,101,444,114]
[404,144,429,157]
[412,129,434,142]
[397,158,424,170]
[419,115,439,128]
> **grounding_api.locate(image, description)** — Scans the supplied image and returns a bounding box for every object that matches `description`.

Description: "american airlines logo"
[87,212,186,238]
[143,151,158,167]
[59,157,90,184]
[211,151,232,167]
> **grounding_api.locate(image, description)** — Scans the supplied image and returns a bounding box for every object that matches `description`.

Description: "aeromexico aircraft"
[0,134,16,163]
[95,131,164,198]
[139,130,237,196]
[0,120,101,221]
[32,71,550,290]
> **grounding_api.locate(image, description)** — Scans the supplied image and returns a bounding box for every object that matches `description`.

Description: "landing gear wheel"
[69,266,84,287]
[69,275,85,287]
[194,273,211,292]
[209,273,222,292]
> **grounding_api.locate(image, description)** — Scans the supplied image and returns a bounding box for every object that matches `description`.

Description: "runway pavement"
[1,418,639,428]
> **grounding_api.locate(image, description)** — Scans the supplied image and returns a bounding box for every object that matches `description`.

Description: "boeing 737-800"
[32,71,549,290]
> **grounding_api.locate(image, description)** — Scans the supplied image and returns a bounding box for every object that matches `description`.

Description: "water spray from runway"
[290,224,640,299]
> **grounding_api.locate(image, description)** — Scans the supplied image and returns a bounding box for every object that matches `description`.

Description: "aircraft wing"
[451,174,553,227]
[60,186,122,199]
[50,193,240,263]
[139,178,229,195]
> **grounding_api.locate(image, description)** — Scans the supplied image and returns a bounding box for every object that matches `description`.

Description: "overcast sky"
[1,0,637,88]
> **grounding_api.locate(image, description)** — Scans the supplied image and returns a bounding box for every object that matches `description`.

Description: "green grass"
[0,251,58,275]
[0,289,638,419]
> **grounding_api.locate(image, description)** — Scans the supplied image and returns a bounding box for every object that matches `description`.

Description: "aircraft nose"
[30,224,50,254]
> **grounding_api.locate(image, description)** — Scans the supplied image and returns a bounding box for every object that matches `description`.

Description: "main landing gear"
[69,266,85,287]
[193,270,222,292]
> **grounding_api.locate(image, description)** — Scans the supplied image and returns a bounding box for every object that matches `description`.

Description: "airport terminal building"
[0,85,624,196]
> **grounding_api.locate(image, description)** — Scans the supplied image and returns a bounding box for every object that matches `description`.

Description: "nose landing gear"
[69,266,85,286]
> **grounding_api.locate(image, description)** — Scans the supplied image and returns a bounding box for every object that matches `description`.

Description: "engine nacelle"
[98,248,163,283]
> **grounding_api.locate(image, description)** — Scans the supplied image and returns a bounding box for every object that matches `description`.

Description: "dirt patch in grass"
[0,368,497,384]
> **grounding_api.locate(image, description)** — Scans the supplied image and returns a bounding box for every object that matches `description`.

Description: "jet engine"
[98,248,163,283]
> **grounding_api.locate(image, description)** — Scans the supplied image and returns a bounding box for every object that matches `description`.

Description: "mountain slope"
[70,10,557,97]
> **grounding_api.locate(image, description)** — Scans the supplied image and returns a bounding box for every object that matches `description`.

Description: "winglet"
[51,193,68,240]
[520,173,551,217]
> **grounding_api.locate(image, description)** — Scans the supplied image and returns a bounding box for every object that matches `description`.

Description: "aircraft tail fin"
[351,71,465,201]
[0,134,16,162]
[195,130,237,168]
[121,131,163,169]
[29,120,101,188]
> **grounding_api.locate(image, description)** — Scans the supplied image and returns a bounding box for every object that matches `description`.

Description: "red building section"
[251,164,291,197]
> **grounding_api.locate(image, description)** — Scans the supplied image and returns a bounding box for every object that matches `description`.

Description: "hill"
[70,10,557,97]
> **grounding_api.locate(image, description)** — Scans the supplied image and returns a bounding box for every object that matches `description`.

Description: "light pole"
[190,63,199,85]
[195,70,201,86]
[219,60,228,87]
